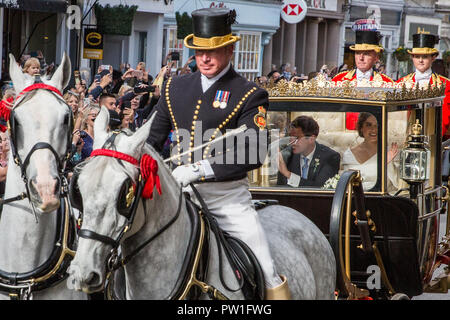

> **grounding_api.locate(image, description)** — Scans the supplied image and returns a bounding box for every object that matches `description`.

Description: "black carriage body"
[249,89,446,298]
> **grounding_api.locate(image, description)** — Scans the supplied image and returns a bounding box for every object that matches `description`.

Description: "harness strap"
[78,229,119,247]
[118,187,184,269]
[15,83,62,102]
[90,149,139,166]
[188,183,245,293]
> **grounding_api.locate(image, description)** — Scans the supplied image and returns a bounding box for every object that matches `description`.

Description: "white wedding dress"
[342,148,377,190]
[342,148,399,191]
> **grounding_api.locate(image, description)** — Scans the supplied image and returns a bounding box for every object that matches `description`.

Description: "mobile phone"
[94,74,101,82]
[170,52,180,61]
[83,97,91,106]
[74,70,81,85]
[127,77,137,87]
[100,65,111,71]
[134,85,155,94]
[132,70,143,78]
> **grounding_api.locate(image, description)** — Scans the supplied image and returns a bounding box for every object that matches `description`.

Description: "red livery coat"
[397,73,450,136]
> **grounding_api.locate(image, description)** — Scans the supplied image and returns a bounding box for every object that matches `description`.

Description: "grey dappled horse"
[67,106,336,299]
[0,54,86,300]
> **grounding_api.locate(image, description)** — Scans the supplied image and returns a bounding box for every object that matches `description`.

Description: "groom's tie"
[301,157,309,179]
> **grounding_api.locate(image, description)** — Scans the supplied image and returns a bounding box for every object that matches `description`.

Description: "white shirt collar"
[302,144,316,165]
[415,68,432,82]
[356,68,373,80]
[200,63,231,93]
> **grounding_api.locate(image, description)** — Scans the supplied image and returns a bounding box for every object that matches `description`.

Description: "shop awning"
[0,0,68,13]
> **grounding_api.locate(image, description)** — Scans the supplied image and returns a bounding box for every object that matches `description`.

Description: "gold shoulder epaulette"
[397,73,414,83]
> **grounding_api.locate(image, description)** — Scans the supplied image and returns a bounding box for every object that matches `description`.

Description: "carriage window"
[249,110,383,192]
[386,110,410,194]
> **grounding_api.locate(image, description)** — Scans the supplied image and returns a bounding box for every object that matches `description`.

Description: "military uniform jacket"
[331,69,393,83]
[397,72,450,136]
[147,67,268,182]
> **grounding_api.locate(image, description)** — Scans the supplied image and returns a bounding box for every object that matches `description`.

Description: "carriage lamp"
[399,119,430,198]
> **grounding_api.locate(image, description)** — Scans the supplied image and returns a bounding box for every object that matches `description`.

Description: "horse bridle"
[0,77,76,299]
[74,131,182,280]
[5,77,74,209]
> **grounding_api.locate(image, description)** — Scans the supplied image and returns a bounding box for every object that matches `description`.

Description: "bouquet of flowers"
[322,174,341,189]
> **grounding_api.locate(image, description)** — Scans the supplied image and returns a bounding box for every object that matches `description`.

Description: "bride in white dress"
[342,112,399,191]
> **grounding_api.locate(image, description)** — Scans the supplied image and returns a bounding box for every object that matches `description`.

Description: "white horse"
[0,53,86,300]
[67,106,336,300]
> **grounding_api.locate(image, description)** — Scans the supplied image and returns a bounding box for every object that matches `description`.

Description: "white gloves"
[171,162,206,187]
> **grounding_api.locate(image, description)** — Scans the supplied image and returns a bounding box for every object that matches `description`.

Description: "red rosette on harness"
[140,154,162,199]
[0,97,13,132]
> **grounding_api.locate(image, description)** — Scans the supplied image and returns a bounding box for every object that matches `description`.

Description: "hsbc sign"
[281,0,307,24]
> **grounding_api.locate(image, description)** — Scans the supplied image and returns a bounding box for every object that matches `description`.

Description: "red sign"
[281,0,307,24]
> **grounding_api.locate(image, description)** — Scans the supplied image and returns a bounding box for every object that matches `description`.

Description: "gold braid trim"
[343,69,356,80]
[164,77,183,165]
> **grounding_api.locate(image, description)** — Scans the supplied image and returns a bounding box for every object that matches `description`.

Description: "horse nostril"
[28,178,40,198]
[86,272,101,287]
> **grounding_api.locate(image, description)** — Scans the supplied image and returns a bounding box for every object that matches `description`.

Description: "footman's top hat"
[350,30,384,53]
[407,32,439,55]
[184,8,241,50]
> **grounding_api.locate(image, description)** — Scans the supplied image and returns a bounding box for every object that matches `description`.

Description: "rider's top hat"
[350,30,384,53]
[408,32,439,55]
[184,8,241,50]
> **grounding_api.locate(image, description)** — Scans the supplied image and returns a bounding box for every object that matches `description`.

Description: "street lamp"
[399,119,430,199]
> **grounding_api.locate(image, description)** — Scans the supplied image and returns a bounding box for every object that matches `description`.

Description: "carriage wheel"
[329,170,373,299]
[390,293,410,300]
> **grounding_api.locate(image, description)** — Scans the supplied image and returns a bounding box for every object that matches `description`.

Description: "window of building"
[233,32,261,81]
[137,31,147,63]
[163,27,184,69]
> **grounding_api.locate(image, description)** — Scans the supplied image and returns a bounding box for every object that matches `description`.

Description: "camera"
[170,52,180,61]
[134,85,155,94]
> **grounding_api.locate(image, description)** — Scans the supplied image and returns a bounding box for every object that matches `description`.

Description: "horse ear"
[8,53,27,94]
[93,106,110,149]
[129,111,157,151]
[48,52,71,91]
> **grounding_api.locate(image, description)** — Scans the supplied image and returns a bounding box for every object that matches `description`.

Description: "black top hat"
[184,8,241,50]
[350,30,383,52]
[408,33,439,55]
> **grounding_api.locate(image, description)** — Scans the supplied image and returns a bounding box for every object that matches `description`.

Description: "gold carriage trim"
[203,87,258,160]
[263,73,446,102]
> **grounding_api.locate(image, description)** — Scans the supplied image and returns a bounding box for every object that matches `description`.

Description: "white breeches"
[188,178,282,288]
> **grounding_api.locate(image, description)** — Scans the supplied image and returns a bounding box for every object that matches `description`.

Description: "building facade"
[164,0,282,80]
[398,0,443,78]
[265,0,345,77]
[343,0,404,79]
[1,0,70,82]
[79,0,173,79]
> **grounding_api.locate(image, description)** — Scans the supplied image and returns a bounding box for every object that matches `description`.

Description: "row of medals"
[213,100,227,109]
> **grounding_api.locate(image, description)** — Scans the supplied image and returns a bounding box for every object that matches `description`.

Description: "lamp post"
[399,119,430,199]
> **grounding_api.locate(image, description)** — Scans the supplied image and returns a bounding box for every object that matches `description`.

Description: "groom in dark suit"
[277,116,340,188]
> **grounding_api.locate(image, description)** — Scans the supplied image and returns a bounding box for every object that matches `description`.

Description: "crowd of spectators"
[0,50,198,190]
[256,61,391,86]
